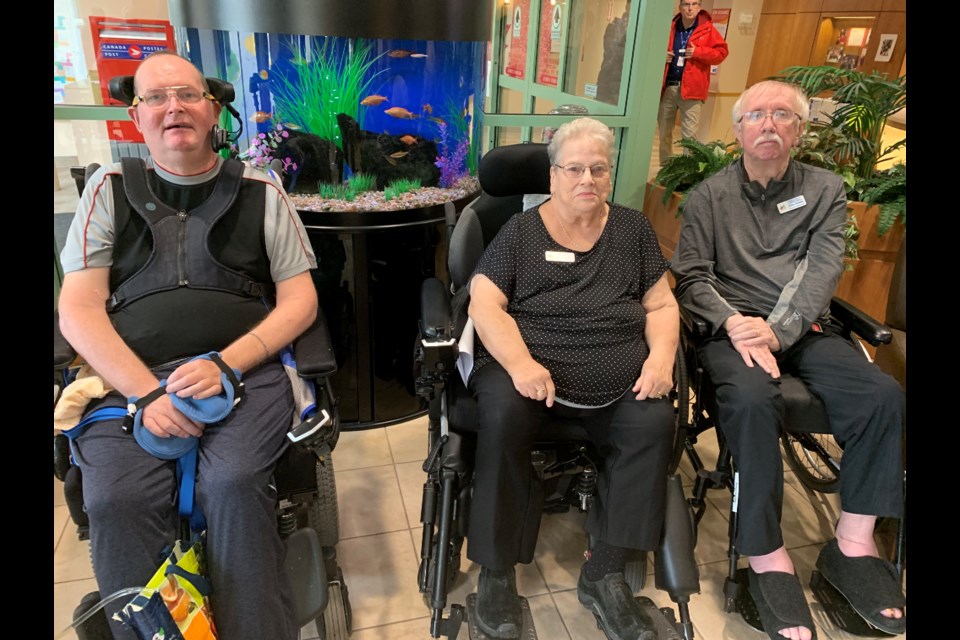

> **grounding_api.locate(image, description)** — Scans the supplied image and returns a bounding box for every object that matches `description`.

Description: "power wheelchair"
[678,296,906,637]
[414,143,701,640]
[53,74,352,640]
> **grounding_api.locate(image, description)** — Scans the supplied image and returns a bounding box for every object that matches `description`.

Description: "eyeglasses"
[132,85,218,109]
[554,163,612,179]
[680,2,700,8]
[738,109,799,126]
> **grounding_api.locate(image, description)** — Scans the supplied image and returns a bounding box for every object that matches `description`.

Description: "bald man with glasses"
[657,0,729,166]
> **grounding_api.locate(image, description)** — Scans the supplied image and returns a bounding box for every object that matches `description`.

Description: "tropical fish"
[410,53,428,58]
[384,107,418,119]
[250,111,272,123]
[428,116,446,126]
[360,94,389,106]
[385,155,398,166]
[422,104,433,114]
[282,122,302,131]
[399,135,417,145]
[389,151,410,159]
[259,69,269,80]
[387,49,414,58]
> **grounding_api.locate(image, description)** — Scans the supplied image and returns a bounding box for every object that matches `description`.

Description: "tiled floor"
[54,415,906,639]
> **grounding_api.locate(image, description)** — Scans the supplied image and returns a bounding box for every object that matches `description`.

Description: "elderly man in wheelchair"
[417,119,700,640]
[56,50,338,639]
[671,80,906,640]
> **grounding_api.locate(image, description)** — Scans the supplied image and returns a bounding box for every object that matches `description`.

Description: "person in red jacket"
[657,1,729,166]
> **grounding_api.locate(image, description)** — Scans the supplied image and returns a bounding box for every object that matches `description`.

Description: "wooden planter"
[643,181,905,329]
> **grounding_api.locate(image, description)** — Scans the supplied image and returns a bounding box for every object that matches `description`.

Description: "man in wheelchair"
[57,50,318,639]
[671,80,905,639]
[464,118,680,640]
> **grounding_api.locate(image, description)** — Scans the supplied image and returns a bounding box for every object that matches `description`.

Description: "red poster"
[90,16,176,143]
[537,3,562,86]
[711,8,730,40]
[504,0,531,79]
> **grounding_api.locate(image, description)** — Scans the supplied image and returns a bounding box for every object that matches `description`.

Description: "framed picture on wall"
[875,34,897,62]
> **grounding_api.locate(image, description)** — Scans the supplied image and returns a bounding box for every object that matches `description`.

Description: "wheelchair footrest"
[465,593,537,640]
[732,568,764,631]
[631,597,684,640]
[810,570,897,637]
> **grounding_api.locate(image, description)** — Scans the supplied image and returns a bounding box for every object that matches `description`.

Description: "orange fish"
[389,151,410,159]
[259,70,269,80]
[250,111,272,123]
[387,49,414,58]
[384,107,418,119]
[399,135,417,145]
[422,104,433,114]
[360,94,389,106]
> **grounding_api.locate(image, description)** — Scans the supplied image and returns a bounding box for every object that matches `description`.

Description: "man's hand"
[666,50,675,63]
[166,358,224,400]
[508,359,556,407]
[684,44,695,58]
[633,354,674,401]
[140,395,205,438]
[724,314,781,378]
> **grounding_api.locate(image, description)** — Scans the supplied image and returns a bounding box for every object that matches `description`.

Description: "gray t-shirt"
[471,202,669,407]
[60,156,317,281]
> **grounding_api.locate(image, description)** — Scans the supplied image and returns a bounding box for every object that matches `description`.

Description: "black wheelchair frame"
[678,299,906,635]
[412,143,702,640]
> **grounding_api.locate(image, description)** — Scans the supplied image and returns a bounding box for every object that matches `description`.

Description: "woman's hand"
[508,358,556,407]
[633,353,674,401]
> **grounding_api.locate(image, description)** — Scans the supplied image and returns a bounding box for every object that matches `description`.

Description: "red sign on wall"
[90,16,176,143]
[536,3,562,87]
[504,0,531,79]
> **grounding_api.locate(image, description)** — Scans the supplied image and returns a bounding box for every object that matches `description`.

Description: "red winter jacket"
[661,10,729,101]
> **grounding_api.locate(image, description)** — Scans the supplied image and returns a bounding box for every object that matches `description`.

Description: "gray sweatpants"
[72,359,298,640]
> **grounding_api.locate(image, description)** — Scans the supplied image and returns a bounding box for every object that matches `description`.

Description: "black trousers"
[697,329,904,557]
[465,362,675,570]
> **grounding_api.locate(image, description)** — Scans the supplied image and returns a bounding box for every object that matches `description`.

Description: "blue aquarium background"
[182,29,485,193]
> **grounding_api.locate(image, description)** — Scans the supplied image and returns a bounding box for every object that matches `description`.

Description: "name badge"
[777,195,807,214]
[545,250,575,263]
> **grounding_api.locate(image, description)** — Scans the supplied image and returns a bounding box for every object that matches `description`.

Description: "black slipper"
[748,568,818,640]
[816,539,906,635]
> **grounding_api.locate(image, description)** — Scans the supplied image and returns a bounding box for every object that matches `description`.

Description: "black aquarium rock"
[337,113,441,189]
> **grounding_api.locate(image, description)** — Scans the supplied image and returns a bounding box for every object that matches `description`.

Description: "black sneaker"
[578,571,657,640]
[475,565,523,639]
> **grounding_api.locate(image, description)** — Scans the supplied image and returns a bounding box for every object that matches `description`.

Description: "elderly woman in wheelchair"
[462,117,680,640]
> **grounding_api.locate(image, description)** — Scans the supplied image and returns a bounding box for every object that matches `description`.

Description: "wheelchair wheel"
[780,431,841,494]
[624,551,648,594]
[308,454,341,547]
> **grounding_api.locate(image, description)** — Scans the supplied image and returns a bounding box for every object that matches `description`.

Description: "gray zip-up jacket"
[671,158,847,351]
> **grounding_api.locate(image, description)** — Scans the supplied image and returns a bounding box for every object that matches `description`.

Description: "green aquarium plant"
[316,173,378,202]
[273,38,385,151]
[384,178,422,201]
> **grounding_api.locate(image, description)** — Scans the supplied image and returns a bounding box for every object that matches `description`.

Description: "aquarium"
[182,31,485,211]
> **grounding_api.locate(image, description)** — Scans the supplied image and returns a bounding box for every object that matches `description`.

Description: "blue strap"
[175,447,206,534]
[61,406,128,440]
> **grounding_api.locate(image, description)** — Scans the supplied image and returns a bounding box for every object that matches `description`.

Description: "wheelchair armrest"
[829,298,892,347]
[54,311,77,370]
[421,278,453,340]
[679,305,710,338]
[294,307,338,378]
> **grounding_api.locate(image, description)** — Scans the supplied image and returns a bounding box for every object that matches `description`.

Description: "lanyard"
[677,23,695,52]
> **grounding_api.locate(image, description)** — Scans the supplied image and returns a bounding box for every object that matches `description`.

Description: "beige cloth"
[54,364,114,434]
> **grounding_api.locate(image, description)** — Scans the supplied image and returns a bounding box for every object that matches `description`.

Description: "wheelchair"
[678,299,906,637]
[53,73,352,640]
[414,143,701,640]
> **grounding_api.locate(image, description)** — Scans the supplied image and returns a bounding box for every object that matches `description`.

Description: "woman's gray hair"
[547,117,615,166]
[732,80,810,125]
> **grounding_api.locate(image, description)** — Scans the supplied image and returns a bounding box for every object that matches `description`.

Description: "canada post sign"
[99,43,167,60]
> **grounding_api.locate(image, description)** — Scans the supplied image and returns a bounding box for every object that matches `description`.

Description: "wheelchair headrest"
[478,143,552,197]
[108,75,236,107]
